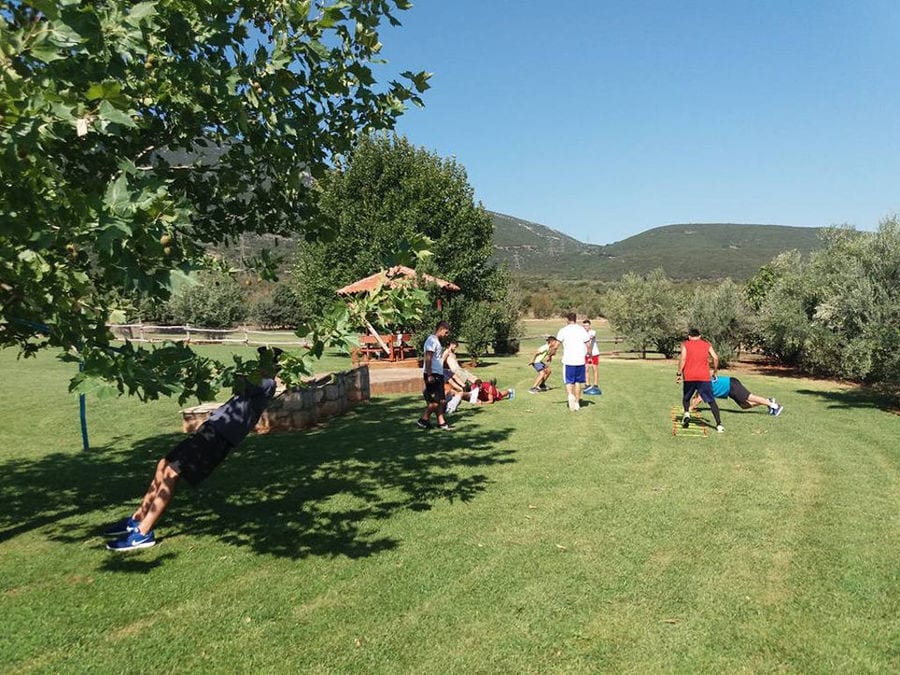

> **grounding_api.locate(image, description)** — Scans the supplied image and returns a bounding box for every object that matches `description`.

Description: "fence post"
[185,323,191,343]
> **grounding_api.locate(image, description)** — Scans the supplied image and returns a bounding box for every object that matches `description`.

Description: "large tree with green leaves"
[755,220,900,390]
[292,133,520,352]
[603,269,684,358]
[293,133,495,316]
[0,0,429,400]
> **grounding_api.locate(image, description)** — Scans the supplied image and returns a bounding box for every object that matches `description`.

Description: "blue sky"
[378,0,900,244]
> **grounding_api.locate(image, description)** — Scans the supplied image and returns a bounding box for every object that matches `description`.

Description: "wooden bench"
[358,333,395,362]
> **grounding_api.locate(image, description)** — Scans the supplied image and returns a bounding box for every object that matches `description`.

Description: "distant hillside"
[490,211,825,281]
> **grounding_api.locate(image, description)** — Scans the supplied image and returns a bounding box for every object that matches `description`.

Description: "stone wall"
[182,366,370,434]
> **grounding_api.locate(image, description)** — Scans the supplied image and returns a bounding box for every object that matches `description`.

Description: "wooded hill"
[491,211,825,281]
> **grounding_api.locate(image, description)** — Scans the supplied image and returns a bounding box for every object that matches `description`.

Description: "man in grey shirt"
[103,347,281,551]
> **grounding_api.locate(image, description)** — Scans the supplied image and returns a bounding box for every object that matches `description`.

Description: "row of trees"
[602,220,899,392]
[113,131,523,361]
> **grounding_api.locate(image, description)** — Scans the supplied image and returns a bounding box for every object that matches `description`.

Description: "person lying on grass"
[473,378,514,404]
[103,347,283,552]
[690,374,784,416]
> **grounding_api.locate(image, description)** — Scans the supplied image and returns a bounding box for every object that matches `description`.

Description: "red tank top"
[682,339,711,381]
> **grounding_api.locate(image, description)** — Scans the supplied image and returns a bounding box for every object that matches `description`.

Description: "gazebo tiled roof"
[336,265,460,296]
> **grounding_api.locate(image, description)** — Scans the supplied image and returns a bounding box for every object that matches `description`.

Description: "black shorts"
[729,378,753,408]
[423,374,445,403]
[165,421,235,487]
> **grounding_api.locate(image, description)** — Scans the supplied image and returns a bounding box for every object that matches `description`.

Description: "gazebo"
[337,266,460,363]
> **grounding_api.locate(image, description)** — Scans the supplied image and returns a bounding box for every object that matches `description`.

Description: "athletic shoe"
[768,397,777,406]
[716,425,725,433]
[508,388,515,400]
[416,418,430,430]
[584,385,602,395]
[528,387,540,394]
[106,530,155,552]
[438,423,454,431]
[538,384,548,391]
[682,413,690,428]
[102,516,140,538]
[771,404,784,417]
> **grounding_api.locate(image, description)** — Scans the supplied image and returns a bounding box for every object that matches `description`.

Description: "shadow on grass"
[0,397,516,562]
[794,387,898,413]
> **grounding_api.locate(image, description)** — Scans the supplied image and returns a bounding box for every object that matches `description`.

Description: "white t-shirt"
[423,334,444,375]
[586,329,600,356]
[556,323,590,366]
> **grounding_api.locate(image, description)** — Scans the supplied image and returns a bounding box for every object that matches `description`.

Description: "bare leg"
[689,393,702,411]
[566,383,579,409]
[746,394,773,408]
[131,458,180,535]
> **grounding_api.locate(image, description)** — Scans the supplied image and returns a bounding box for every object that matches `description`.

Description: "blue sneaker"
[771,404,784,417]
[102,516,140,538]
[106,530,156,552]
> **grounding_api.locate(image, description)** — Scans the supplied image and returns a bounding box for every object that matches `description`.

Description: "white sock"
[446,394,462,414]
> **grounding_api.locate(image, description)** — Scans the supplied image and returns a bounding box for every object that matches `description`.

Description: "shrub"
[166,272,247,328]
[253,284,305,329]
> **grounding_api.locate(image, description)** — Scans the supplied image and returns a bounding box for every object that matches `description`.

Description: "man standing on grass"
[556,313,591,411]
[103,347,282,551]
[417,320,452,430]
[582,319,601,395]
[676,328,724,432]
[527,335,559,393]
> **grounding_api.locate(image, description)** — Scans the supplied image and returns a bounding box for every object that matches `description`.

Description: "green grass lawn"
[1,346,898,672]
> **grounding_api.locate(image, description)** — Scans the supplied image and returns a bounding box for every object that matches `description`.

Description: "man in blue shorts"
[103,347,282,551]
[556,313,591,411]
[690,375,784,416]
[527,335,558,393]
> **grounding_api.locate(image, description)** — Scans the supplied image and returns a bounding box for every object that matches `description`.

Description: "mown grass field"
[1,342,897,673]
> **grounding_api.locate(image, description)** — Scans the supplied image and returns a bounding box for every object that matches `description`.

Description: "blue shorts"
[532,362,546,372]
[564,364,586,385]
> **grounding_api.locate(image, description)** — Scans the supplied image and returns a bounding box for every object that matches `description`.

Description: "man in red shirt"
[676,328,724,432]
[473,378,512,403]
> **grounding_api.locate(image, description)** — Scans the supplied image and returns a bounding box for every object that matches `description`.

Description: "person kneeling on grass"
[103,347,282,552]
[690,375,784,416]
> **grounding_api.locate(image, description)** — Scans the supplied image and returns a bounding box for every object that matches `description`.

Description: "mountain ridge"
[489,210,825,281]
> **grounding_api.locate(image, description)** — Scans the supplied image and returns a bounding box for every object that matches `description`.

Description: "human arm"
[424,349,436,379]
[709,345,719,378]
[676,344,686,381]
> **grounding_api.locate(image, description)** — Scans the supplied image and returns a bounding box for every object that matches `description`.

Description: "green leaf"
[98,100,137,128]
[127,2,158,23]
[104,173,130,213]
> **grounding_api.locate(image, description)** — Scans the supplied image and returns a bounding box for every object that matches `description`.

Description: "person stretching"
[690,375,784,416]
[103,347,282,551]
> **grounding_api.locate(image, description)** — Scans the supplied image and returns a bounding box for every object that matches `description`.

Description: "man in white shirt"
[582,319,601,395]
[417,320,452,430]
[556,313,591,411]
